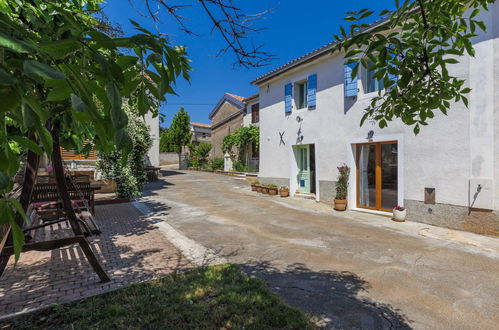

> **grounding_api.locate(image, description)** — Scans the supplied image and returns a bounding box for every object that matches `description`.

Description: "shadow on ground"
[159,169,185,177]
[239,261,412,329]
[0,204,191,316]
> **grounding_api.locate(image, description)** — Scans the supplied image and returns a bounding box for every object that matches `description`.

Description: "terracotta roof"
[191,122,211,128]
[243,93,259,103]
[225,93,245,101]
[251,16,391,85]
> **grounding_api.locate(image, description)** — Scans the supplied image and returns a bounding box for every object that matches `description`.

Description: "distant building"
[242,94,260,172]
[190,122,212,144]
[208,93,245,159]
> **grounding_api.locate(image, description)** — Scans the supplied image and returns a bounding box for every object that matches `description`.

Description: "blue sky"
[102,0,394,127]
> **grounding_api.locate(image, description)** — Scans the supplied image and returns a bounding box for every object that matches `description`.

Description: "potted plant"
[256,184,263,193]
[334,164,350,211]
[267,184,278,195]
[279,186,289,197]
[393,206,407,222]
[261,184,269,194]
[251,181,259,191]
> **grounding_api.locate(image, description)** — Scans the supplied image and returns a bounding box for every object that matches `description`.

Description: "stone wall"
[159,152,179,165]
[211,111,244,159]
[405,200,499,236]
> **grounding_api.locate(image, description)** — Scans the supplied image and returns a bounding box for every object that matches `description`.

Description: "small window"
[251,142,259,158]
[362,62,384,93]
[251,103,259,123]
[295,81,308,109]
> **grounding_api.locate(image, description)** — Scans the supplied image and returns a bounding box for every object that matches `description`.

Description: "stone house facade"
[252,5,499,235]
[190,122,211,145]
[209,93,245,159]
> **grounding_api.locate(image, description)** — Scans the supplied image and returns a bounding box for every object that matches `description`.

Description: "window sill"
[358,90,385,100]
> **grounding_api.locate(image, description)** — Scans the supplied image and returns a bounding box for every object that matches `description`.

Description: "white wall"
[258,4,499,210]
[243,100,259,127]
[144,111,160,167]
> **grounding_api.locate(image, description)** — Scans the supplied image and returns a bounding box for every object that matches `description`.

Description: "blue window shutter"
[307,74,317,109]
[344,64,358,97]
[285,83,292,114]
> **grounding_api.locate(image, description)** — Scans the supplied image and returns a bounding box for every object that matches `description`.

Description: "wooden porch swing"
[0,130,110,283]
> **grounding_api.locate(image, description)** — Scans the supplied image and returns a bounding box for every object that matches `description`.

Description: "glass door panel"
[357,142,398,211]
[381,143,398,210]
[358,144,377,208]
[296,145,310,193]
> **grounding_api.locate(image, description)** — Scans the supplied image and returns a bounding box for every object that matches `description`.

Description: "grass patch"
[2,264,315,329]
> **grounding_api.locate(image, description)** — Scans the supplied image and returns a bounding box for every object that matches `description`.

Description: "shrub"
[233,160,247,172]
[210,158,224,170]
[335,164,350,200]
[97,105,152,199]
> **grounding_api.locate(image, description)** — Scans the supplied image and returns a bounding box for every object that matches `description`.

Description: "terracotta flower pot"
[279,189,289,197]
[334,199,347,211]
[393,208,407,222]
[261,187,269,194]
[256,185,263,193]
[251,184,257,191]
[268,187,278,195]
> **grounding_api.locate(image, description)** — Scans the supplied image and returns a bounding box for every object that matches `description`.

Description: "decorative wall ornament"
[367,130,374,140]
[279,131,285,146]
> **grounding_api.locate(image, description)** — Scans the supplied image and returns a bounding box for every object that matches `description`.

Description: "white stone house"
[252,6,499,233]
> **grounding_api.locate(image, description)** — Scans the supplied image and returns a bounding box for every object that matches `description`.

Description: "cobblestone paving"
[0,203,192,317]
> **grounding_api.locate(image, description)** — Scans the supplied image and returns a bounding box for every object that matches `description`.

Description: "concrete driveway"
[141,168,499,329]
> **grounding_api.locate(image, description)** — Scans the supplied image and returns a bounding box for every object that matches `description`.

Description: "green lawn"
[2,264,315,329]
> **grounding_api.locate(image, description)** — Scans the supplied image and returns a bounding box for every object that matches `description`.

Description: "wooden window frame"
[355,140,397,212]
[251,103,259,123]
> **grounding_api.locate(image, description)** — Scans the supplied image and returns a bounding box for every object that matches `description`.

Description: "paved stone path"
[140,168,499,330]
[0,203,192,318]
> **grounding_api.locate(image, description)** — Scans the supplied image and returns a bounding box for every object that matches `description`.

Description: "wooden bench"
[1,139,109,283]
[32,182,99,214]
[145,166,161,182]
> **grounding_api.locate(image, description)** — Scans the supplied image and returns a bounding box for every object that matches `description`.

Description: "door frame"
[346,134,404,212]
[355,141,397,212]
[296,144,311,193]
[289,140,321,201]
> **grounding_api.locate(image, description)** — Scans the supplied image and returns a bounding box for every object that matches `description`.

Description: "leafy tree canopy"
[333,0,494,134]
[169,107,192,152]
[0,0,191,260]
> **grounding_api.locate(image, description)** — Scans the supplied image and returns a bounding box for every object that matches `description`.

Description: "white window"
[295,81,308,109]
[362,62,384,93]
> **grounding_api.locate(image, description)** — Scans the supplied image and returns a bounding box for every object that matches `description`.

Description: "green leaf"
[9,216,24,263]
[0,68,14,86]
[34,123,53,156]
[8,198,30,227]
[71,93,87,112]
[47,83,71,101]
[106,82,127,129]
[40,38,80,59]
[10,136,43,155]
[0,32,36,53]
[0,172,11,191]
[22,102,37,128]
[23,60,66,80]
[5,144,20,175]
[114,128,131,149]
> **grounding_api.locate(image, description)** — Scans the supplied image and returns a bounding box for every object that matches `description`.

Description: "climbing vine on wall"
[222,125,259,154]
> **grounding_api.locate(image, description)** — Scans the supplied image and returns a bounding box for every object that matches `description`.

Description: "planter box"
[393,209,407,222]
